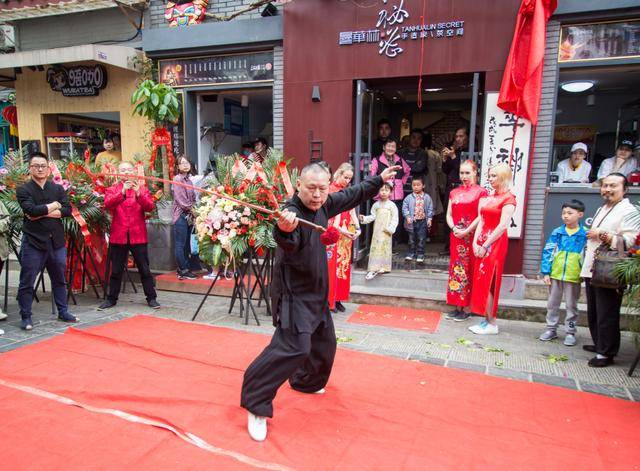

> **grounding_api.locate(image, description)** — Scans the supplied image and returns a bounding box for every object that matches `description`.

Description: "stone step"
[349,271,637,330]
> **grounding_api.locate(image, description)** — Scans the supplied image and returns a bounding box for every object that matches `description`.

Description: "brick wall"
[521,20,561,276]
[273,45,284,150]
[149,0,267,29]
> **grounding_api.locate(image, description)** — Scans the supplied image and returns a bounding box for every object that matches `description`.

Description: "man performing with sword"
[240,162,401,441]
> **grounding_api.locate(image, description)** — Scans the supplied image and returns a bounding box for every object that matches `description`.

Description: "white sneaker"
[365,271,378,280]
[313,388,326,394]
[247,412,267,442]
[203,272,217,280]
[0,328,4,335]
[0,310,6,321]
[468,320,499,335]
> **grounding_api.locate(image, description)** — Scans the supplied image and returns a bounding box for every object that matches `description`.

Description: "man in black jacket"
[16,152,78,330]
[240,162,400,442]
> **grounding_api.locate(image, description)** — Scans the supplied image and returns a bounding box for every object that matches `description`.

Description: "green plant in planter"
[131,80,180,124]
[614,203,640,349]
[131,79,180,193]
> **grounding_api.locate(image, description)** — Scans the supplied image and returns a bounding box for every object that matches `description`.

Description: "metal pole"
[354,80,365,185]
[468,72,480,161]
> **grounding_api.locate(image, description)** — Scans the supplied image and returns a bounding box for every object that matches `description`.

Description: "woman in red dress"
[445,160,487,321]
[468,163,517,335]
[327,163,361,313]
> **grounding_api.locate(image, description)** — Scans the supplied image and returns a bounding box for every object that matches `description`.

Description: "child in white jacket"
[359,183,398,280]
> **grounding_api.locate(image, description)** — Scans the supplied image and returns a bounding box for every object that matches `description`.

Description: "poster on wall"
[480,92,533,239]
[559,20,640,62]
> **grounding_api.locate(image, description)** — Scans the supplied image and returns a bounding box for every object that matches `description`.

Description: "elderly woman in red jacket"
[98,161,160,311]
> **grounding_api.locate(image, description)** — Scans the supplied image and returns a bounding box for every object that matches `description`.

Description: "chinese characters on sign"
[480,92,532,239]
[338,0,465,58]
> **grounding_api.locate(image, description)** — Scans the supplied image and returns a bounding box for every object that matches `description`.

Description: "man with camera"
[98,161,160,311]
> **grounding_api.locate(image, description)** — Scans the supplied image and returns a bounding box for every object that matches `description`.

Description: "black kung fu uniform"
[240,176,383,418]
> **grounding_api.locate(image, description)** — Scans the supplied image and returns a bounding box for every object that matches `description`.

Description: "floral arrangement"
[0,151,109,241]
[614,205,640,350]
[194,150,297,267]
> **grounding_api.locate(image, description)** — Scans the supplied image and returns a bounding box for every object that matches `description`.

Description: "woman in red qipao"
[468,163,517,335]
[445,160,487,321]
[327,163,361,313]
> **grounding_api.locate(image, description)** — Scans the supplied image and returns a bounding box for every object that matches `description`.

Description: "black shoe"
[582,344,597,353]
[588,356,614,368]
[178,270,198,280]
[148,299,161,309]
[454,311,471,322]
[335,302,346,313]
[58,312,78,323]
[445,309,461,320]
[97,300,116,311]
[20,317,33,331]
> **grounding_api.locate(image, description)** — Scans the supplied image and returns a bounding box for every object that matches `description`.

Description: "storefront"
[283,0,528,272]
[527,1,640,276]
[142,14,283,173]
[0,44,148,161]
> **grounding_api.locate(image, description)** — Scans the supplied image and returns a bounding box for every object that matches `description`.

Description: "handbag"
[590,203,628,289]
[591,238,627,290]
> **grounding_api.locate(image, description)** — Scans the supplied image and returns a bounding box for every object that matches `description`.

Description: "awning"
[0,0,146,21]
[0,44,143,85]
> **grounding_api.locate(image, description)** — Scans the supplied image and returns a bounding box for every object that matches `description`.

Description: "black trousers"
[107,243,157,303]
[585,279,623,358]
[240,315,337,418]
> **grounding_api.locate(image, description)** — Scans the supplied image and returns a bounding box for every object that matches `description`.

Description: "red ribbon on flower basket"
[231,159,248,177]
[150,127,175,180]
[48,161,97,261]
[273,161,295,199]
[238,161,269,193]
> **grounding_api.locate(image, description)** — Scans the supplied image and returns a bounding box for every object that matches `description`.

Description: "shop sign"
[159,51,273,88]
[559,20,640,63]
[168,91,185,157]
[46,65,108,97]
[338,0,465,58]
[480,92,532,239]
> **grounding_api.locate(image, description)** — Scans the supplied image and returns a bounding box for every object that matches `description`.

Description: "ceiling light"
[561,81,594,93]
[424,88,443,92]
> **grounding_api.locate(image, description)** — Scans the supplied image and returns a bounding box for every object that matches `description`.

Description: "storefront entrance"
[353,73,483,271]
[197,88,273,173]
[43,111,121,160]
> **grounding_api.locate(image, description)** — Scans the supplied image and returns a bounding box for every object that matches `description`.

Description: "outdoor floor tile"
[532,373,578,390]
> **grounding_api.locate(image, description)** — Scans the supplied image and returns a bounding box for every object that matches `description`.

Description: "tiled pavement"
[1,280,639,402]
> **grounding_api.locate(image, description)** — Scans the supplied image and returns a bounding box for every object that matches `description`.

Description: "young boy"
[539,199,587,346]
[402,176,433,263]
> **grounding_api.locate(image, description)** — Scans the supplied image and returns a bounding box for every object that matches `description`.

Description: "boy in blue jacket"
[402,175,433,263]
[539,199,587,346]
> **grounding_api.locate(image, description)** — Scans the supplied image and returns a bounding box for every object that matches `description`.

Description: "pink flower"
[61,180,71,191]
[53,175,62,183]
[0,185,6,191]
[80,199,87,205]
[240,216,250,225]
[0,168,8,175]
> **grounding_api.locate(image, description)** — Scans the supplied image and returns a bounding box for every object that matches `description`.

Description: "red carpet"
[348,304,442,332]
[0,316,638,470]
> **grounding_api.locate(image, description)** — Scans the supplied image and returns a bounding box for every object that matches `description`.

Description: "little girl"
[359,182,398,280]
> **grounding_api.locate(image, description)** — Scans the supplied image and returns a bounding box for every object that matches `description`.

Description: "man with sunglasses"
[16,152,78,331]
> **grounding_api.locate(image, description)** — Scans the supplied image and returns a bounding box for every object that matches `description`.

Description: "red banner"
[149,127,176,180]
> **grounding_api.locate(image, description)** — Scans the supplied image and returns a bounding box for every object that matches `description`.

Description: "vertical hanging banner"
[480,92,532,239]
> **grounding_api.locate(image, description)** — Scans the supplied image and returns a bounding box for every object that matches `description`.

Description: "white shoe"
[247,412,267,442]
[468,320,499,335]
[0,328,4,335]
[0,310,6,321]
[313,388,326,394]
[365,271,378,280]
[203,272,217,280]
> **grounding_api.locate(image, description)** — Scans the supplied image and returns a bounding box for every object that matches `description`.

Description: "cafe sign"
[159,51,274,88]
[46,65,108,97]
[338,0,465,58]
